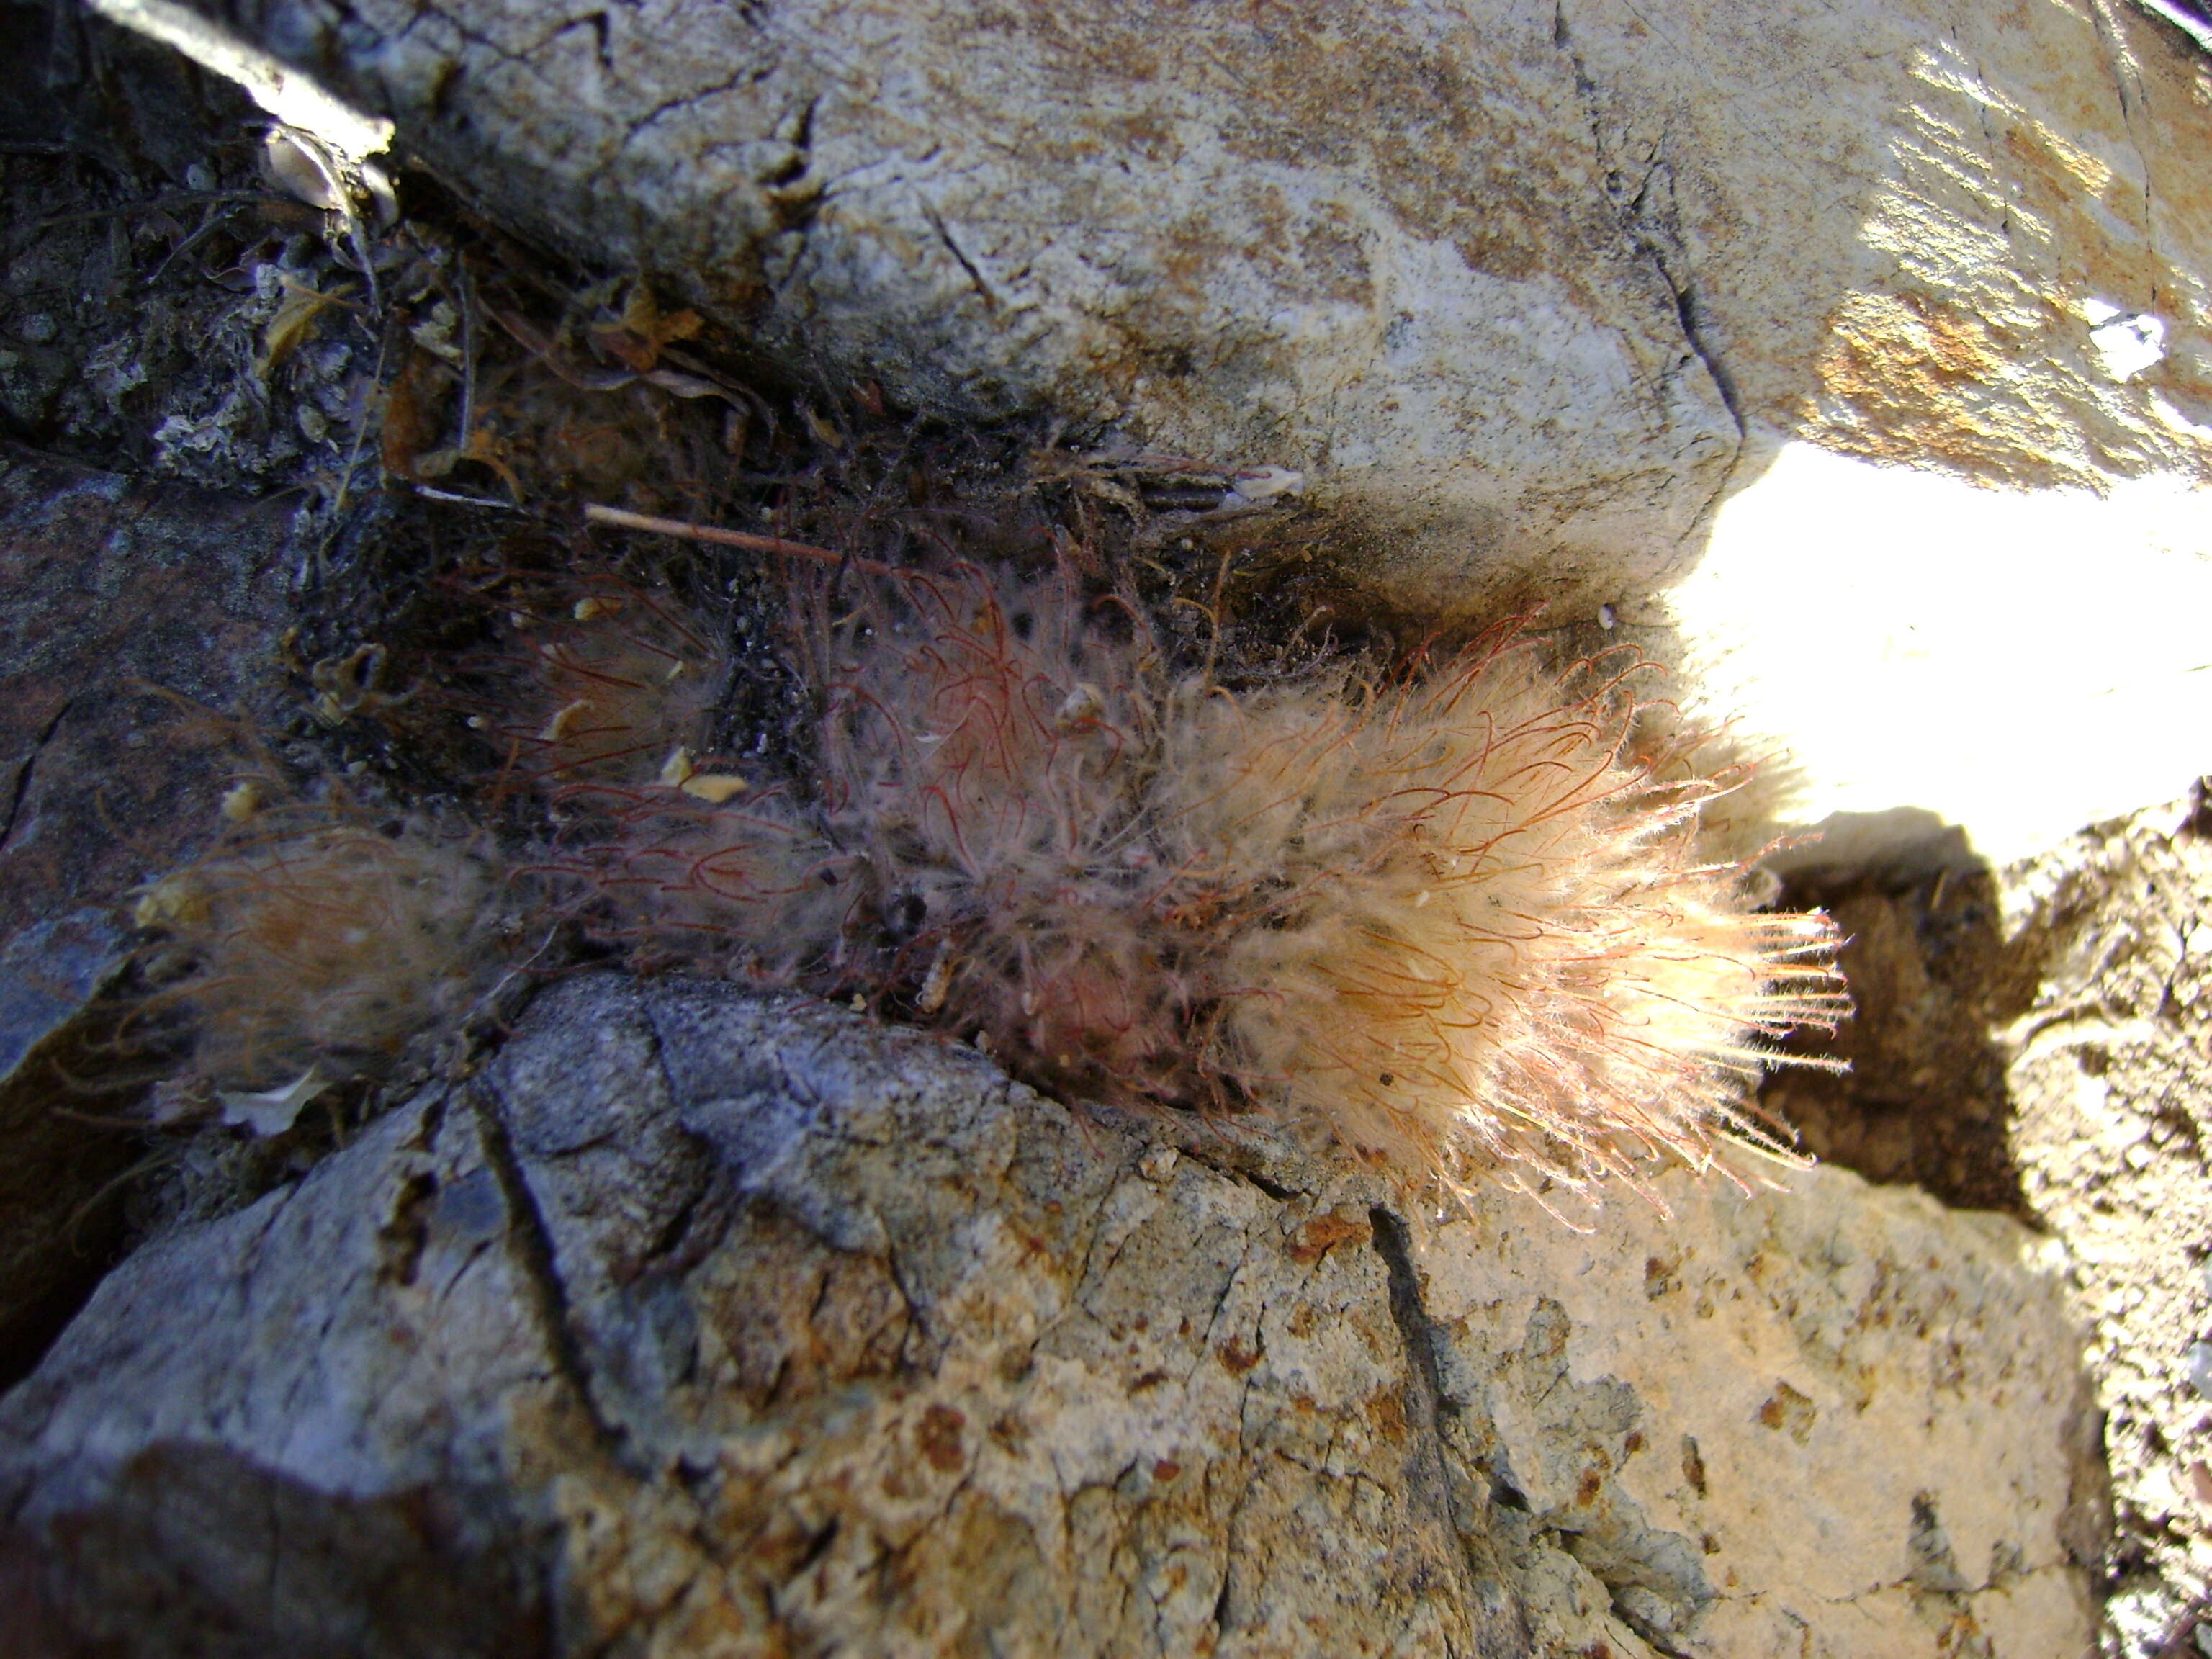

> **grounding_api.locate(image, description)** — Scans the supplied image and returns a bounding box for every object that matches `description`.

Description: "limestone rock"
[1997,793,2212,1646]
[0,975,2103,1656]
[130,0,2212,613]
[124,0,2212,865]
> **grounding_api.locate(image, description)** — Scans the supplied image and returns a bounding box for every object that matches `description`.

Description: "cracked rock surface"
[1999,796,2212,1647]
[168,0,2212,609]
[0,974,2103,1656]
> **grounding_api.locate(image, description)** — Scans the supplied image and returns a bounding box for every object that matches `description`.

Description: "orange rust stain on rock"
[1102,109,1183,166]
[1288,1210,1373,1265]
[1804,290,2069,487]
[914,1402,967,1473]
[1370,1385,1411,1444]
[1827,290,2004,385]
[1681,1435,1708,1498]
[1217,1337,1263,1375]
[1755,1380,1819,1446]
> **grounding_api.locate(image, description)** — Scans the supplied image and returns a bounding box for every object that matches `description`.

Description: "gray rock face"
[0,443,295,1377]
[143,0,2212,610]
[0,975,2104,1656]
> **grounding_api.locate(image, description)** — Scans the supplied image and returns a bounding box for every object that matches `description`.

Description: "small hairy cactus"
[515,580,724,786]
[135,810,511,1095]
[528,562,1846,1205]
[140,554,1842,1204]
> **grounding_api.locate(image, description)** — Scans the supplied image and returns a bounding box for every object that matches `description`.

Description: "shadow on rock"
[1764,810,2044,1218]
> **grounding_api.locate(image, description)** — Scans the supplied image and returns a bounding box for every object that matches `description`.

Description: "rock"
[0,445,295,1379]
[130,0,2212,609]
[0,908,138,1384]
[1758,859,2038,1215]
[120,0,2212,866]
[0,974,2105,1656]
[0,445,295,941]
[1996,793,2212,1645]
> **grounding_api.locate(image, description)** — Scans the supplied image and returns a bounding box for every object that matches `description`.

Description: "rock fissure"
[2090,0,2165,289]
[923,204,997,313]
[1550,0,1746,551]
[465,1082,627,1459]
[0,698,69,855]
[402,5,531,76]
[622,62,783,144]
[875,1233,928,1370]
[1367,1202,1506,1626]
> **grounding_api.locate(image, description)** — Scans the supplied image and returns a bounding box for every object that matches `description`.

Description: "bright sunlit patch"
[2084,299,2167,382]
[1672,440,2212,866]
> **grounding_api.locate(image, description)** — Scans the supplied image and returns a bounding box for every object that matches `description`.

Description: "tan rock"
[1411,1166,2107,1656]
[122,0,2212,614]
[0,976,2103,1656]
[1997,793,2212,1649]
[120,0,2212,865]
